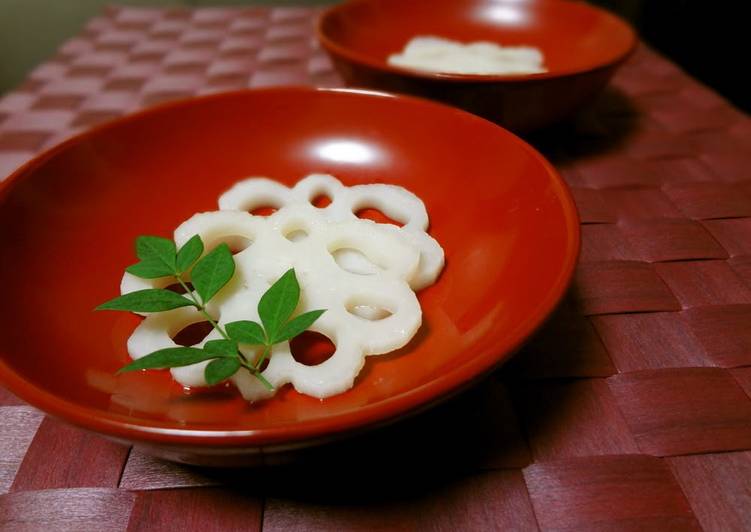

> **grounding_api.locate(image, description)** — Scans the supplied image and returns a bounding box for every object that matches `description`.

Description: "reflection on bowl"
[318,0,636,132]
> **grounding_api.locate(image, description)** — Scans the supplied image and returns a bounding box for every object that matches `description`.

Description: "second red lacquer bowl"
[318,0,637,132]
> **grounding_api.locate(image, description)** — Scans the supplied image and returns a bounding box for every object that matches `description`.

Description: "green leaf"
[204,357,241,385]
[258,269,299,342]
[176,235,203,274]
[96,289,195,312]
[135,235,176,272]
[191,243,235,304]
[274,310,326,343]
[226,320,266,345]
[117,347,217,373]
[125,259,175,279]
[203,339,238,357]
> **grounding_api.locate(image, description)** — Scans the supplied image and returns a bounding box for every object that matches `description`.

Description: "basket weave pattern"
[1,7,750,531]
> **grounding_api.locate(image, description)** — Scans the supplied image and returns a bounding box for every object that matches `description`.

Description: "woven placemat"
[1,6,750,531]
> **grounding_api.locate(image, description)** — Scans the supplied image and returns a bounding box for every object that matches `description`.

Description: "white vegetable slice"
[121,174,444,401]
[387,36,547,75]
[221,174,445,289]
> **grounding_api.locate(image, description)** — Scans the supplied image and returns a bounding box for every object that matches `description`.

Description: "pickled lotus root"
[120,174,445,401]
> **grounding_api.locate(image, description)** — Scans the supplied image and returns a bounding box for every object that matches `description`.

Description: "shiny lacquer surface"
[318,0,636,131]
[0,88,578,454]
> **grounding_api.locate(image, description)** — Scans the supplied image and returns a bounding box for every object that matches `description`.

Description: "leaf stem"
[175,276,231,341]
[175,273,272,390]
[242,363,273,390]
[255,344,271,371]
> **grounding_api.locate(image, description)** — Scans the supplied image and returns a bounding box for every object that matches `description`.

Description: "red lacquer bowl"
[0,88,579,465]
[318,0,636,132]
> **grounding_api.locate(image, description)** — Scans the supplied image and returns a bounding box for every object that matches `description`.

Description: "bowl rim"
[316,0,638,83]
[0,86,580,448]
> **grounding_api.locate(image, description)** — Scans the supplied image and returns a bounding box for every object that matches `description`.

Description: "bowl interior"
[320,0,635,78]
[0,88,578,445]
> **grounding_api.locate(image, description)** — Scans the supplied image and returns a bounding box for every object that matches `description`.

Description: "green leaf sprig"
[97,235,325,389]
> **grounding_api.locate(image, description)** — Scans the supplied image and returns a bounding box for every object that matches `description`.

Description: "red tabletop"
[1,6,750,531]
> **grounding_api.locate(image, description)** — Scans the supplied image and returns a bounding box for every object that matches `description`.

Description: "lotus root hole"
[290,331,336,366]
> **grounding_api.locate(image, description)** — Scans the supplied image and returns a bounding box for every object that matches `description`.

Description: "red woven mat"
[1,6,751,531]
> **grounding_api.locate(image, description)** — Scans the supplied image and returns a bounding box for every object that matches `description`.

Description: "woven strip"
[1,6,750,531]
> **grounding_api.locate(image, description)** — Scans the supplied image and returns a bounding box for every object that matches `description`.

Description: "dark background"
[594,0,748,112]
